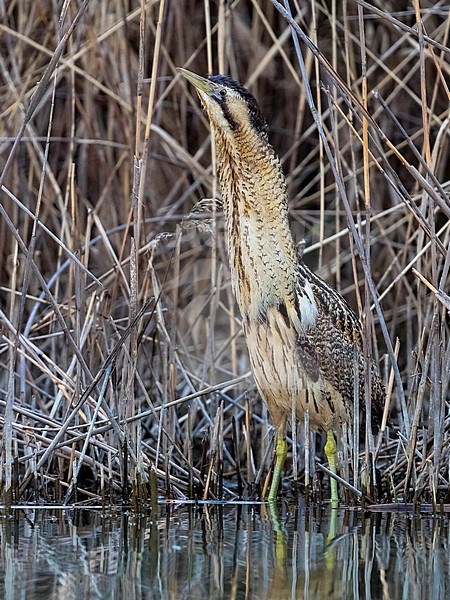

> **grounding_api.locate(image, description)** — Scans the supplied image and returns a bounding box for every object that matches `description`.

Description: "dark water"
[0,502,449,599]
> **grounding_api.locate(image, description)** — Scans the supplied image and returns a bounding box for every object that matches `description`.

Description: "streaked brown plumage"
[178,68,385,504]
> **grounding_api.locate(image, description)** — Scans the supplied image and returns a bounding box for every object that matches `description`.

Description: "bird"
[178,67,385,504]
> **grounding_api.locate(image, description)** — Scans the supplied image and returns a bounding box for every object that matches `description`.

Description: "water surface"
[0,503,449,599]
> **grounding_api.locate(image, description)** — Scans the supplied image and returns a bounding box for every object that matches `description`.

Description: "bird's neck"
[215,128,298,320]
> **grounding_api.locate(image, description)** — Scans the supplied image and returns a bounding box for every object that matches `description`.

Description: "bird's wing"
[296,261,363,349]
[297,336,320,383]
[293,261,385,430]
[293,262,364,397]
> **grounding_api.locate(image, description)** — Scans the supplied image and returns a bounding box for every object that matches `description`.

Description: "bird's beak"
[177,68,215,94]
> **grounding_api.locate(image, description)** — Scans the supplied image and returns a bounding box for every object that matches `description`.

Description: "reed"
[0,0,448,506]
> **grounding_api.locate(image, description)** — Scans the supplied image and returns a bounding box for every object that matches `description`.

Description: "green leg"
[324,430,339,508]
[268,436,288,502]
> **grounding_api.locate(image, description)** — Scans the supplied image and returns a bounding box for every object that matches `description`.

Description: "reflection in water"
[0,503,449,599]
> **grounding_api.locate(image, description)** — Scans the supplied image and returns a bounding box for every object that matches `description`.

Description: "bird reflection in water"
[1,505,449,599]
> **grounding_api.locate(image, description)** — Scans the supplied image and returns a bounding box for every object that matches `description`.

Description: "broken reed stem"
[203,401,223,500]
[244,397,254,495]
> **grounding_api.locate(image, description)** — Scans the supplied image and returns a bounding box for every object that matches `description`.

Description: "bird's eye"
[219,88,227,97]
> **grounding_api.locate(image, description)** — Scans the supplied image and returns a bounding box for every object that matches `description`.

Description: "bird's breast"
[227,212,299,319]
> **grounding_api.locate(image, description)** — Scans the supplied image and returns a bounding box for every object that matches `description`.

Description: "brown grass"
[0,0,449,508]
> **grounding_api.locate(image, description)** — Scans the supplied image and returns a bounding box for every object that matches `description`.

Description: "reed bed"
[0,0,449,508]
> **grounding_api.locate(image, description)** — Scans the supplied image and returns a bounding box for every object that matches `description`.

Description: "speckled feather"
[195,73,385,442]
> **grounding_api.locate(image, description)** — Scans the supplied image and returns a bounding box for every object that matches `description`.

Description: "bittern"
[178,68,385,504]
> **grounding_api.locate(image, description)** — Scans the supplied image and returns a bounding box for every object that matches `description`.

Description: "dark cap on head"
[209,75,269,136]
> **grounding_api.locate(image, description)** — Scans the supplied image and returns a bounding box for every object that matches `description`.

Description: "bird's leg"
[324,430,339,507]
[267,436,288,502]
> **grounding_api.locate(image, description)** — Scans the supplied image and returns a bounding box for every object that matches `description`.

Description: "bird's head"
[178,68,268,143]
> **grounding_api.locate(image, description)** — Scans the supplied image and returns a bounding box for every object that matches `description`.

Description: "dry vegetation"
[0,0,449,508]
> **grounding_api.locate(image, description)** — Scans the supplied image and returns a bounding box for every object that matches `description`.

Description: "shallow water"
[0,503,449,599]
